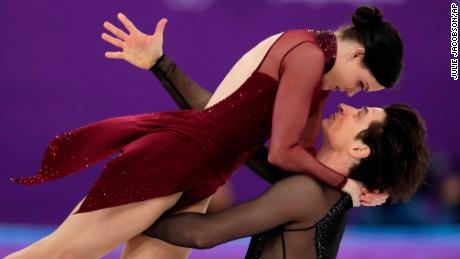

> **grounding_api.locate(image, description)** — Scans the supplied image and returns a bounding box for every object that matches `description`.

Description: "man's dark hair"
[349,104,429,202]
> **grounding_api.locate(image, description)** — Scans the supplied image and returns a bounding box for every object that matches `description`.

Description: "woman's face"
[322,46,385,97]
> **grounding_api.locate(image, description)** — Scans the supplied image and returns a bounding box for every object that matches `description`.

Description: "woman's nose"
[346,87,360,97]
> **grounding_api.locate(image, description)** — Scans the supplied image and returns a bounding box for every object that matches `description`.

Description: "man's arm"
[150,55,211,110]
[150,55,288,184]
[143,175,324,248]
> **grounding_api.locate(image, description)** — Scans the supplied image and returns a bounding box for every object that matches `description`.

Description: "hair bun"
[352,6,383,28]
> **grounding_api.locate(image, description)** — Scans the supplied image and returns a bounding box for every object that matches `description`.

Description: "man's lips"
[329,112,341,120]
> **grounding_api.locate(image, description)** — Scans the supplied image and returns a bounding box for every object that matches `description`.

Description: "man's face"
[322,103,386,155]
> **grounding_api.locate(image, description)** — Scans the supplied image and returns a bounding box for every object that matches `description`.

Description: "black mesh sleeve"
[142,176,324,249]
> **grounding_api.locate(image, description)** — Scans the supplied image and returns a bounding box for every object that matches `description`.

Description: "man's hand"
[101,13,167,70]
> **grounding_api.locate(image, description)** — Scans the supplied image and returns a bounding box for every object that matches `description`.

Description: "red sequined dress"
[11,29,346,213]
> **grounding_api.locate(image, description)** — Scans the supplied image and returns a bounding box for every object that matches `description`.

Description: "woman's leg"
[207,181,235,213]
[5,192,182,259]
[121,196,213,259]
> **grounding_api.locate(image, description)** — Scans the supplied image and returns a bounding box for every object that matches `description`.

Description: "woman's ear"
[349,46,365,59]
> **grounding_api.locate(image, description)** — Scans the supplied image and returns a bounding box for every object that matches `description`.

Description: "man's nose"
[339,103,355,113]
[338,103,345,113]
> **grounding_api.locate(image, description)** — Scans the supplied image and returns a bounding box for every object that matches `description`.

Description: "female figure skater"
[7,6,401,259]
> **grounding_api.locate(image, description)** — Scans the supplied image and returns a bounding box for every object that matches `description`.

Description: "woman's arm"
[299,93,329,156]
[143,176,323,248]
[267,42,347,189]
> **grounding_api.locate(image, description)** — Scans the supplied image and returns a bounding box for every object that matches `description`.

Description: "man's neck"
[315,147,352,177]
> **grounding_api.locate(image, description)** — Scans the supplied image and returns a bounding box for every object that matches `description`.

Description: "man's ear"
[350,140,370,159]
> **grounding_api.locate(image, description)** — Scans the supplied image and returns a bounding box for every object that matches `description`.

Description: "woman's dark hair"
[340,6,403,88]
[349,104,429,202]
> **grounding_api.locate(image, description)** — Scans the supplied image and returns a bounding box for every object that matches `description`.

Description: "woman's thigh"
[7,192,183,259]
[121,195,213,259]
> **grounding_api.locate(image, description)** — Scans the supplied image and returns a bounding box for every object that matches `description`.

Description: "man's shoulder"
[279,174,322,187]
[274,175,328,202]
[275,175,337,226]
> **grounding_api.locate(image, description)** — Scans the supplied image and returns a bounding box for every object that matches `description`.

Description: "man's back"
[245,175,351,259]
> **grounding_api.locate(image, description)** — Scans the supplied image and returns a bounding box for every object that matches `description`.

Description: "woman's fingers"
[101,33,125,49]
[360,188,389,205]
[153,18,168,38]
[105,51,124,59]
[103,21,129,40]
[360,200,377,207]
[360,193,387,205]
[360,194,383,205]
[366,192,389,200]
[117,13,138,34]
[361,197,384,205]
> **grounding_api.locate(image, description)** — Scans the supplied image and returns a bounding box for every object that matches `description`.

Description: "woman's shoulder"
[278,29,337,73]
[257,29,317,48]
[273,29,325,57]
[279,29,317,42]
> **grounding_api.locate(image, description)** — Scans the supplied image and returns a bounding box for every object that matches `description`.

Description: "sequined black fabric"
[245,231,270,259]
[315,194,352,259]
[308,29,337,73]
[245,194,352,259]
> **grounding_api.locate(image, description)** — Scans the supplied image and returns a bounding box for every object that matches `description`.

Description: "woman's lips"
[333,86,344,92]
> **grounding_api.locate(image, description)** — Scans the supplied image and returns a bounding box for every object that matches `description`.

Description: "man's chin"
[321,119,329,131]
[321,117,332,125]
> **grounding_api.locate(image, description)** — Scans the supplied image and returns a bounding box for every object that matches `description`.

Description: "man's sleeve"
[150,55,211,110]
[142,175,323,249]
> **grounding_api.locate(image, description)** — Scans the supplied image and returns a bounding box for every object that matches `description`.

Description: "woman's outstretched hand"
[101,13,167,70]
